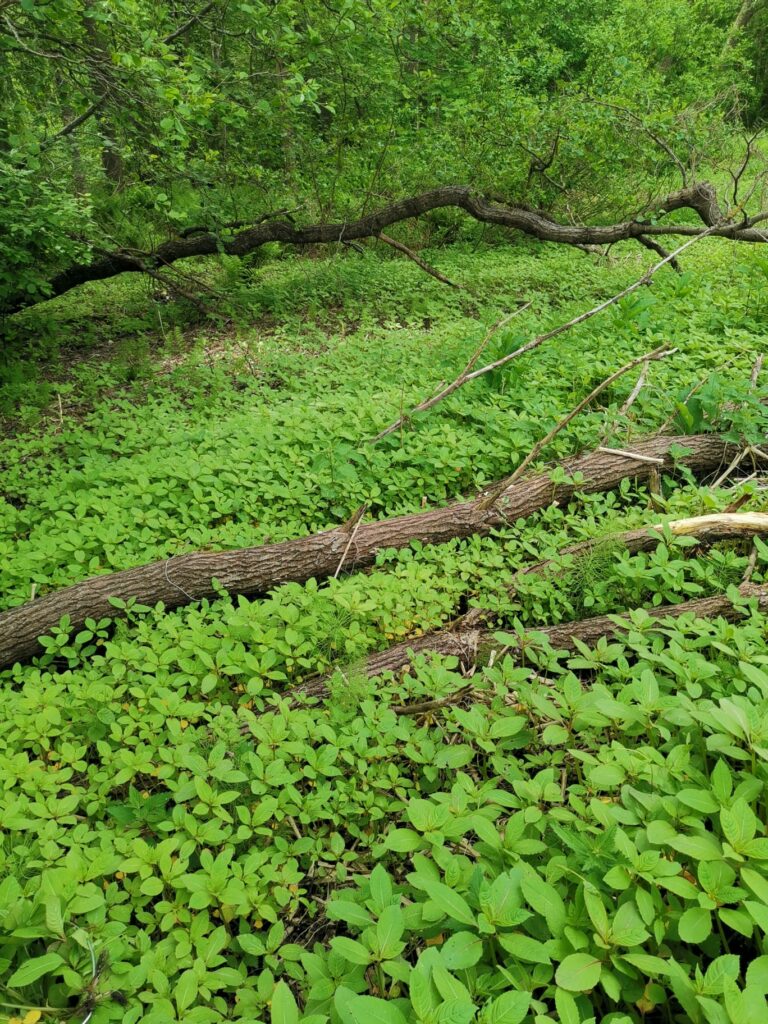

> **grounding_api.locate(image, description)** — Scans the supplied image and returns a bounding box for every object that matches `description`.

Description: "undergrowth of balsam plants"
[2,241,768,1024]
[4,575,768,1024]
[2,242,767,611]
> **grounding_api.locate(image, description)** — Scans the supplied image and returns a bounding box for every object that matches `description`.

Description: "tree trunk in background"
[83,3,125,186]
[723,0,765,49]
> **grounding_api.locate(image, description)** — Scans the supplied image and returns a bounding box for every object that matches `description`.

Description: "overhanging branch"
[5,180,767,315]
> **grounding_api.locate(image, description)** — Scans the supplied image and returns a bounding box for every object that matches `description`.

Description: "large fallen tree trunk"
[291,512,768,702]
[297,580,768,705]
[0,434,753,669]
[5,180,768,314]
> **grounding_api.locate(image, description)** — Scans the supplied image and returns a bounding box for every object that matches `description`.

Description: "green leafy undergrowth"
[3,241,768,612]
[3,596,768,1023]
[2,239,768,1024]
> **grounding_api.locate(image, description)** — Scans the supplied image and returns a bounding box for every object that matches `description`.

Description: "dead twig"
[743,542,759,584]
[369,305,531,442]
[599,359,652,444]
[751,353,764,388]
[596,446,665,465]
[392,686,472,716]
[636,235,681,271]
[370,227,717,444]
[479,346,676,508]
[619,362,651,417]
[333,504,368,579]
[377,232,463,289]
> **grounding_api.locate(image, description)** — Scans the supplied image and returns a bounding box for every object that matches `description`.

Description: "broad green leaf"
[583,886,609,938]
[347,995,408,1024]
[521,870,566,935]
[497,931,551,964]
[677,789,720,814]
[327,901,373,929]
[330,936,372,965]
[176,969,198,1014]
[554,987,581,1024]
[383,829,423,853]
[703,955,740,996]
[436,998,476,1024]
[376,905,405,959]
[483,989,531,1024]
[678,907,712,943]
[8,952,64,987]
[432,965,473,1004]
[370,865,394,911]
[423,882,476,927]
[622,953,674,976]
[555,953,602,992]
[271,981,299,1024]
[742,867,768,905]
[747,956,768,994]
[439,931,483,970]
[610,901,650,947]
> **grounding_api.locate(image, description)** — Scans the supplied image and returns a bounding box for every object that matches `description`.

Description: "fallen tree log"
[0,434,754,669]
[291,512,768,702]
[4,180,768,314]
[297,579,768,705]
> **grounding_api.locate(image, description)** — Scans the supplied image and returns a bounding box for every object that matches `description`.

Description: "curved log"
[0,434,749,668]
[4,181,767,314]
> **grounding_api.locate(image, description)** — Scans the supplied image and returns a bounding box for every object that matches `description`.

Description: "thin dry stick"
[371,227,718,443]
[333,504,368,579]
[596,446,664,464]
[710,447,748,490]
[619,361,650,416]
[370,305,532,442]
[599,359,651,443]
[743,542,759,584]
[710,355,766,488]
[479,345,675,508]
[377,232,463,289]
[751,352,764,388]
[392,686,472,716]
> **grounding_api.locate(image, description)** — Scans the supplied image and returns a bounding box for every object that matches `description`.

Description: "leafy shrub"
[0,162,93,312]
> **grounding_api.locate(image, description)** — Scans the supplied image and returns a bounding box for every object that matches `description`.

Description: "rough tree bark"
[0,434,757,668]
[5,181,767,315]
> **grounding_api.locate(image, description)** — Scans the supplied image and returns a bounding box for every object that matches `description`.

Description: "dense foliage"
[3,0,768,1021]
[2,242,768,1022]
[0,0,765,309]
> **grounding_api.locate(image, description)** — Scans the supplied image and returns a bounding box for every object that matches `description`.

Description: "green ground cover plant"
[5,0,768,1019]
[1,241,768,1023]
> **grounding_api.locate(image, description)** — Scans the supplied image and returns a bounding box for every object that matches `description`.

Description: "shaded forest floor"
[2,239,768,1023]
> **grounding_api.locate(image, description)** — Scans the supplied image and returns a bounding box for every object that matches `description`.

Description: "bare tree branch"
[370,227,715,444]
[377,232,463,288]
[5,181,760,315]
